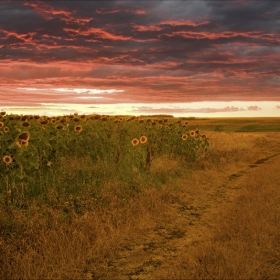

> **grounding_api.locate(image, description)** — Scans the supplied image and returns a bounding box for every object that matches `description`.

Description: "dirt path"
[85,135,280,280]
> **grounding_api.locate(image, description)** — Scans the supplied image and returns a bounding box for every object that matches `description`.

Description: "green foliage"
[0,113,209,206]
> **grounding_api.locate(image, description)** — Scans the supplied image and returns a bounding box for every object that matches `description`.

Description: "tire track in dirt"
[87,151,280,280]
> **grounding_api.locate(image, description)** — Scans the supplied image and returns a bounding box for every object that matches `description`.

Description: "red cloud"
[164,30,280,43]
[64,27,131,41]
[160,20,210,27]
[247,106,261,111]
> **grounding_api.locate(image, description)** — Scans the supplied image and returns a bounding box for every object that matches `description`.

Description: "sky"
[0,0,280,117]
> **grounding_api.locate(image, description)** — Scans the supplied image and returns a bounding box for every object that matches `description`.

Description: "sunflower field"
[0,112,209,208]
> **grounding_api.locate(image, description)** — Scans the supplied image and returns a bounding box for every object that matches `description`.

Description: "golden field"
[0,115,280,279]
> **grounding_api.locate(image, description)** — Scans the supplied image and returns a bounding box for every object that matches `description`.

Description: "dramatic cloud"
[0,1,279,116]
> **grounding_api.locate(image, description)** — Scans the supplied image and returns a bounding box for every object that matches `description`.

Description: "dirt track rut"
[86,150,280,280]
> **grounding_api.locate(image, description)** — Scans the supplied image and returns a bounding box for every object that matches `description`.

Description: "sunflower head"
[22,121,30,127]
[94,114,101,120]
[0,122,4,128]
[3,155,12,165]
[140,135,148,144]
[182,134,188,141]
[16,139,29,148]
[131,138,139,146]
[19,132,30,141]
[190,130,196,137]
[40,120,48,125]
[51,119,56,124]
[56,125,63,130]
[4,127,9,133]
[0,111,6,116]
[21,115,29,121]
[158,124,163,129]
[74,125,83,132]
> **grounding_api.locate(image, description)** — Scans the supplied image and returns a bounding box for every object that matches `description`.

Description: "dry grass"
[1,131,280,279]
[155,154,280,279]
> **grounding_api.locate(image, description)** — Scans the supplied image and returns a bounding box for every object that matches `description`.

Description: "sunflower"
[19,132,30,141]
[73,117,80,122]
[158,124,163,129]
[3,155,12,165]
[22,121,30,127]
[21,115,29,121]
[4,127,9,133]
[131,138,139,146]
[140,135,148,144]
[51,119,56,124]
[16,139,29,148]
[190,130,196,137]
[0,122,3,128]
[0,111,6,116]
[182,134,188,140]
[56,125,63,130]
[195,129,200,135]
[74,125,83,132]
[201,134,207,139]
[94,114,101,120]
[40,120,48,125]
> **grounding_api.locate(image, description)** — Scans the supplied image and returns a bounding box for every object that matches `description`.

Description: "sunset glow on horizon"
[1,1,280,117]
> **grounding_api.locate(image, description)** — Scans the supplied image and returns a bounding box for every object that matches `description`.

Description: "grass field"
[0,115,280,279]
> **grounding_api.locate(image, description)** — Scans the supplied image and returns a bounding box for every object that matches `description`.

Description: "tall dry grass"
[0,132,280,279]
[154,149,280,279]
